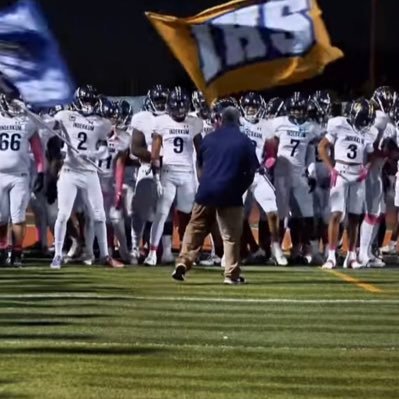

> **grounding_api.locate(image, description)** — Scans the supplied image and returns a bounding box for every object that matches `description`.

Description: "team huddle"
[0,84,398,270]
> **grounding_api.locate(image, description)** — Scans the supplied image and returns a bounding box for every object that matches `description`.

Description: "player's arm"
[151,133,162,169]
[29,131,45,192]
[130,129,151,163]
[151,132,163,195]
[262,137,278,169]
[114,150,128,209]
[318,137,334,171]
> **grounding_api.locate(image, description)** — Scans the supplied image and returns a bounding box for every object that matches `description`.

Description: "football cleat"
[50,255,63,269]
[321,259,336,269]
[144,251,157,266]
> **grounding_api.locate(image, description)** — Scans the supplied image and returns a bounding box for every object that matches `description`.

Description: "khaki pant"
[176,203,244,279]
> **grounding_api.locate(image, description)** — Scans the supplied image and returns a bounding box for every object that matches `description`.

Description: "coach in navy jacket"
[172,103,259,285]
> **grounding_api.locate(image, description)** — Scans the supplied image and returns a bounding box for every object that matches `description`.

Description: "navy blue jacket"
[195,125,259,207]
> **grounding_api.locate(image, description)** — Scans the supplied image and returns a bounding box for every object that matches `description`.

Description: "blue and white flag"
[0,0,74,106]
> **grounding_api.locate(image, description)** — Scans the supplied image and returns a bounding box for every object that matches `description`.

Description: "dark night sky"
[1,0,398,97]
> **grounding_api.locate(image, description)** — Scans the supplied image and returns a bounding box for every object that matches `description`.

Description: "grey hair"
[221,106,240,125]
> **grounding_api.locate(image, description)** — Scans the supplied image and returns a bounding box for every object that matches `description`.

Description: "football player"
[318,98,376,269]
[0,92,45,266]
[269,92,321,263]
[144,87,203,266]
[309,90,332,260]
[129,85,174,263]
[358,86,397,267]
[239,92,287,265]
[50,85,123,269]
[96,98,133,263]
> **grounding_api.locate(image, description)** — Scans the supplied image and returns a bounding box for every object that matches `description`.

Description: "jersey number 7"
[290,139,300,157]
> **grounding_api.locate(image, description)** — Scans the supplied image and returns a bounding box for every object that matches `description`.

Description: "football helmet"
[167,87,190,122]
[239,92,263,123]
[285,92,308,124]
[146,84,169,115]
[313,90,331,122]
[264,97,285,119]
[98,98,119,122]
[74,84,99,116]
[371,86,396,114]
[349,98,376,133]
[0,92,25,117]
[306,99,321,122]
[117,100,133,129]
[210,97,239,125]
[192,90,210,120]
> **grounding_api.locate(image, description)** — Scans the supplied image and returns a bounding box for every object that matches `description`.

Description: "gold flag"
[146,0,343,102]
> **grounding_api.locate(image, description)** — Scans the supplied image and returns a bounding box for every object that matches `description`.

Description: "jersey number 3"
[347,144,357,160]
[0,133,21,151]
[173,137,184,154]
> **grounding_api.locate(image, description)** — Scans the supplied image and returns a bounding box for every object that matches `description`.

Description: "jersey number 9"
[173,137,184,154]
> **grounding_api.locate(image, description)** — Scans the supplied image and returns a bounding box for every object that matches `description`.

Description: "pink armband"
[114,158,125,196]
[30,133,44,173]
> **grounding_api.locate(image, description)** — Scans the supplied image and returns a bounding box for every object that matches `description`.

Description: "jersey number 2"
[77,132,88,150]
[173,137,184,154]
[0,133,21,151]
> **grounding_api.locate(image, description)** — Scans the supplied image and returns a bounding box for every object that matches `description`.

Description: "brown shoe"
[102,256,124,269]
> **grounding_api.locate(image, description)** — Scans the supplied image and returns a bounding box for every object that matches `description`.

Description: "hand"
[114,191,123,210]
[154,176,163,197]
[357,166,369,182]
[264,157,276,170]
[33,172,44,193]
[330,168,339,188]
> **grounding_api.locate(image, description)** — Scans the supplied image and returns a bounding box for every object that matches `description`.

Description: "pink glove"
[264,157,276,170]
[357,166,369,182]
[330,168,339,187]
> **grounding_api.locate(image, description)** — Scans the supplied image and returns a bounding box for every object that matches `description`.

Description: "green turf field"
[0,264,398,399]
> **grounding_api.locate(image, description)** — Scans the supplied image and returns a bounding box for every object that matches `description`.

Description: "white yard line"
[0,293,398,304]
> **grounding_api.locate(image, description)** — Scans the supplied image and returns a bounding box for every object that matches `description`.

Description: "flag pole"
[369,0,377,91]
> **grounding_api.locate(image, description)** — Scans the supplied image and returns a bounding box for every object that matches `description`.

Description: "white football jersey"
[240,117,273,163]
[55,110,112,172]
[97,128,131,179]
[273,116,320,170]
[374,110,389,132]
[153,114,203,170]
[129,111,156,150]
[326,117,374,164]
[0,114,37,174]
[189,112,213,137]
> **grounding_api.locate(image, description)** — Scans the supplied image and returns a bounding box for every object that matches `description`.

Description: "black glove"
[45,179,58,205]
[306,175,317,193]
[33,172,44,194]
[382,171,391,194]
